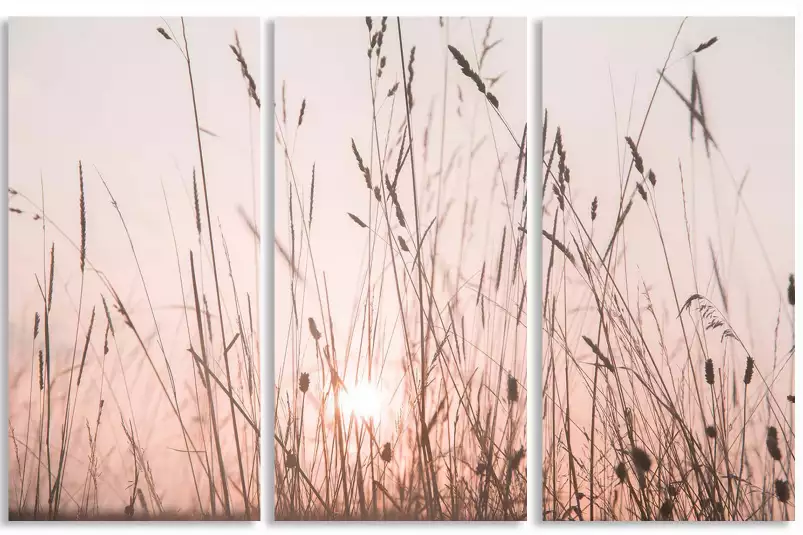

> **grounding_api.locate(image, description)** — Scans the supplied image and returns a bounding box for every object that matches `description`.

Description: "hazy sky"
[10,17,260,318]
[8,17,260,511]
[544,17,794,364]
[9,16,261,346]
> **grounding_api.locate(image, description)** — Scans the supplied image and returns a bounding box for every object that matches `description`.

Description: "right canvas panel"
[542,17,794,521]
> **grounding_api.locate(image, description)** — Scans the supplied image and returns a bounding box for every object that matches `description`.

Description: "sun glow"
[337,382,382,421]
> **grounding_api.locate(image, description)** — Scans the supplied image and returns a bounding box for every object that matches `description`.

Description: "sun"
[337,382,382,421]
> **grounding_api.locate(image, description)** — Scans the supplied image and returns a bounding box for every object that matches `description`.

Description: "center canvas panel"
[273,16,528,521]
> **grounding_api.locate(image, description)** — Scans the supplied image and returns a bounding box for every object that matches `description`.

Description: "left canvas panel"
[8,17,261,521]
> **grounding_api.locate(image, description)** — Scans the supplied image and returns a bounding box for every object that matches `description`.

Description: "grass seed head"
[788,274,795,306]
[625,136,644,174]
[285,452,298,470]
[659,499,674,520]
[348,212,368,228]
[38,349,44,391]
[297,98,306,128]
[693,36,719,54]
[509,447,525,472]
[637,182,647,202]
[775,479,790,503]
[486,92,499,109]
[631,447,652,473]
[615,462,627,483]
[766,426,782,461]
[380,442,392,463]
[78,160,87,273]
[507,374,519,403]
[299,372,310,393]
[744,356,754,385]
[308,317,321,341]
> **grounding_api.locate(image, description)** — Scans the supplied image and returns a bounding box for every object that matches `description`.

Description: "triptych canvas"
[5,15,794,523]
